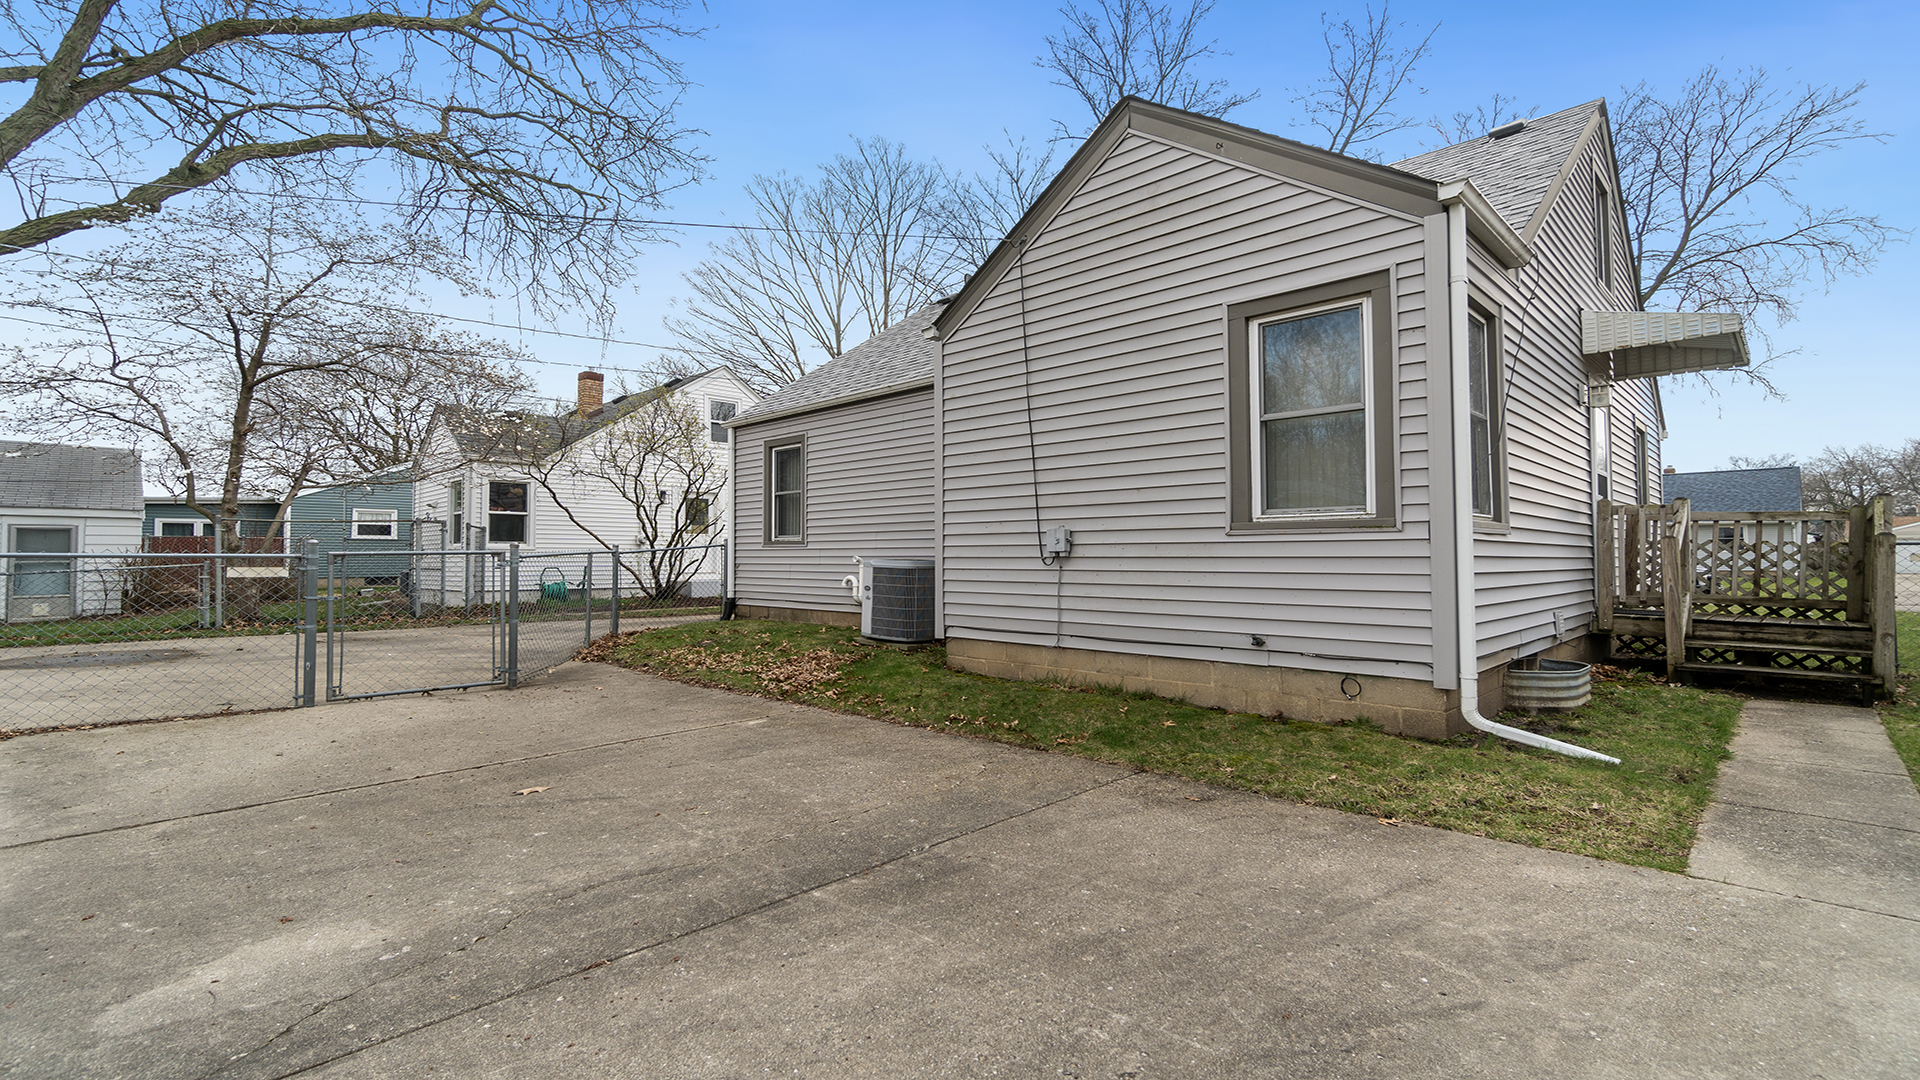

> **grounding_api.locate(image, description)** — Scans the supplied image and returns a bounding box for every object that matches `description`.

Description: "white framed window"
[1594,178,1612,288]
[487,481,528,544]
[1226,272,1396,531]
[710,400,737,443]
[350,508,398,539]
[1634,427,1651,504]
[448,480,465,540]
[767,441,804,542]
[1251,298,1372,517]
[153,518,212,537]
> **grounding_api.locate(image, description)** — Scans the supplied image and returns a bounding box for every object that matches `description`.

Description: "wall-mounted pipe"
[1442,192,1620,765]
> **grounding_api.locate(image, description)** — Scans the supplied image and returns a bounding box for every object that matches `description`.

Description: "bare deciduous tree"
[1616,67,1899,329]
[1791,440,1918,514]
[1038,0,1257,139]
[661,137,962,392]
[0,0,704,313]
[1430,92,1536,145]
[0,201,529,547]
[513,389,726,599]
[1294,2,1437,160]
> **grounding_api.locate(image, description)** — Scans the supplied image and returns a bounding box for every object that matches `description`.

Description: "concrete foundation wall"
[738,604,860,629]
[946,635,1597,740]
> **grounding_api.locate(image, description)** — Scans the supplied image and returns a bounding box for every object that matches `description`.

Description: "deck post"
[1847,505,1870,622]
[1595,499,1616,633]
[1663,498,1691,681]
[1872,528,1896,694]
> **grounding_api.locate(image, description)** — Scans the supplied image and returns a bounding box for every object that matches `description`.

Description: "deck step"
[1672,662,1871,684]
[1684,638,1873,657]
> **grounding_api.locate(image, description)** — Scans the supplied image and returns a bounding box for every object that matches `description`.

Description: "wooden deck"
[1594,496,1900,702]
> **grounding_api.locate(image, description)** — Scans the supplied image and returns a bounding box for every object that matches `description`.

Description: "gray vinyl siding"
[733,387,936,614]
[939,132,1436,680]
[1467,126,1658,663]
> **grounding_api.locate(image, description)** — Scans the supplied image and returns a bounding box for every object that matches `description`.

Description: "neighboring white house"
[1,441,144,620]
[730,97,1755,738]
[415,368,759,593]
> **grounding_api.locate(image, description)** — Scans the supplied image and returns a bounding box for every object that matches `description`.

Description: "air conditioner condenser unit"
[859,557,935,644]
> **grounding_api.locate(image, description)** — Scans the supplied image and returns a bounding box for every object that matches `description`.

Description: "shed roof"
[733,303,945,426]
[1661,467,1803,512]
[1392,101,1603,236]
[0,441,142,512]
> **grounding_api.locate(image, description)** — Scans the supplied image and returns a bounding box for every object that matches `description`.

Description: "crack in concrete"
[2,714,775,851]
[1712,798,1920,836]
[204,768,1140,1079]
[1683,874,1920,924]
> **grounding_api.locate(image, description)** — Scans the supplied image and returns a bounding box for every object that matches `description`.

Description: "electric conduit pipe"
[1442,189,1620,765]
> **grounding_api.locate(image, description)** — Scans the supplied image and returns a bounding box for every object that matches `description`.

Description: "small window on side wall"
[1594,179,1612,289]
[767,441,804,542]
[1226,272,1397,531]
[710,400,737,443]
[1467,308,1504,520]
[350,508,398,539]
[1634,427,1651,504]
[487,481,528,544]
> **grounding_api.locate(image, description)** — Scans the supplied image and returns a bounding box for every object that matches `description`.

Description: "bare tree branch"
[1615,67,1902,329]
[1037,0,1257,139]
[0,0,706,316]
[937,131,1058,270]
[1294,2,1436,160]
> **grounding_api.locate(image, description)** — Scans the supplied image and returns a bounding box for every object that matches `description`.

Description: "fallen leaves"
[513,786,550,796]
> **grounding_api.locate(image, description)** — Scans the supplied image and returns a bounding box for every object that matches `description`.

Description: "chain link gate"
[2,540,726,731]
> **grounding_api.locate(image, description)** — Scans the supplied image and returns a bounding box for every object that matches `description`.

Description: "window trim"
[152,517,212,538]
[485,479,530,546]
[1633,426,1651,505]
[1226,271,1397,532]
[1594,178,1612,289]
[349,508,399,540]
[764,437,806,544]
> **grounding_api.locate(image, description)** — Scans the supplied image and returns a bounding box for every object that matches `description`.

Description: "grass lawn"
[587,620,1743,872]
[1880,609,1920,786]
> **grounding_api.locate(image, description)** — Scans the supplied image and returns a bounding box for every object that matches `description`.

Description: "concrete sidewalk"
[1690,698,1920,920]
[3,665,1917,1079]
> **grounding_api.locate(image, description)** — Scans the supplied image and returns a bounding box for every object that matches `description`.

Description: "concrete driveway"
[3,662,1916,1079]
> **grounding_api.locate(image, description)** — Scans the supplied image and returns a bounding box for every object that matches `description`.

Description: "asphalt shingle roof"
[735,303,944,424]
[1392,101,1602,234]
[1662,467,1804,512]
[439,371,711,462]
[0,441,142,511]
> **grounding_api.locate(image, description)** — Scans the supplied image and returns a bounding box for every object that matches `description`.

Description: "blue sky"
[501,0,1914,471]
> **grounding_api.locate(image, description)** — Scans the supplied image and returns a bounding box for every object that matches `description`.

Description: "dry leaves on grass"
[649,642,852,695]
[576,630,652,664]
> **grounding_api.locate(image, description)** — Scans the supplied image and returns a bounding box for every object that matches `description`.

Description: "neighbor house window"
[1467,309,1503,520]
[685,496,711,533]
[487,481,528,544]
[710,400,737,443]
[768,441,805,542]
[1226,272,1396,530]
[448,480,464,542]
[1594,179,1612,288]
[350,508,398,539]
[154,519,211,537]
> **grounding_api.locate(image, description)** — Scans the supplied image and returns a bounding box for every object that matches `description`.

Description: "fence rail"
[0,541,725,731]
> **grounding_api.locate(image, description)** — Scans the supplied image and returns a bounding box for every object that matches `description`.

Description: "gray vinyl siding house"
[733,98,1744,740]
[729,306,942,624]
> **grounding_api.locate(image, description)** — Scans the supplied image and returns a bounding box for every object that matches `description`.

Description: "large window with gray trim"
[1226,272,1397,531]
[766,439,805,542]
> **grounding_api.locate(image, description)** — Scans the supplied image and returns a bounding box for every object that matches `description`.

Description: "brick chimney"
[576,370,605,416]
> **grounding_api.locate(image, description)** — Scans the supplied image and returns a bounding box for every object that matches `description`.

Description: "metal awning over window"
[1582,311,1750,379]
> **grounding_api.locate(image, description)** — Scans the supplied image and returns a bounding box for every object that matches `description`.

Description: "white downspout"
[1443,196,1619,765]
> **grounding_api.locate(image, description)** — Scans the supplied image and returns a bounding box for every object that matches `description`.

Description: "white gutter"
[1442,194,1619,765]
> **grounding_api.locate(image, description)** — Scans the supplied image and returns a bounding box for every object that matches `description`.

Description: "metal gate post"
[299,539,319,707]
[610,545,620,637]
[585,551,594,646]
[506,543,521,689]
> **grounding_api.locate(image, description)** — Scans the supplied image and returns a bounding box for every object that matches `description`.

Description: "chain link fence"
[1,540,725,732]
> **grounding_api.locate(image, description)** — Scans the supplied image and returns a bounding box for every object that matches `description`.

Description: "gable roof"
[1662,467,1803,512]
[933,97,1602,340]
[0,441,143,512]
[437,368,726,463]
[733,303,945,426]
[1392,101,1605,238]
